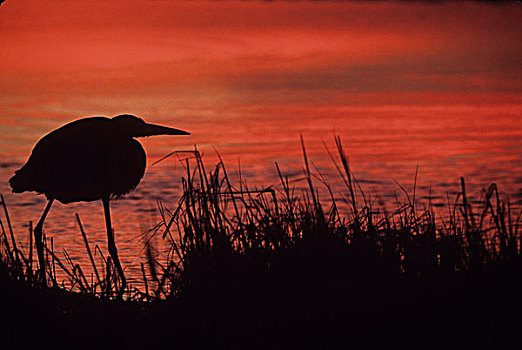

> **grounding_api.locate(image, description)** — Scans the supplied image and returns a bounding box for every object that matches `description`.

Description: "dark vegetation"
[1,138,521,349]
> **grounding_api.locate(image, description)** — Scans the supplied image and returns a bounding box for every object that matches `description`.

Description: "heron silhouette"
[9,114,190,290]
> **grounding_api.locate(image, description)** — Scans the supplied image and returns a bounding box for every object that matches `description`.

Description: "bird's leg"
[34,199,53,286]
[102,197,126,295]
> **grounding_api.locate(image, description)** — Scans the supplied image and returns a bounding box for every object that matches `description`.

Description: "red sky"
[0,0,521,157]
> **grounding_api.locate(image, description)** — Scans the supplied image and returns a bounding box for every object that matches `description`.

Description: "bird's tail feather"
[9,171,30,193]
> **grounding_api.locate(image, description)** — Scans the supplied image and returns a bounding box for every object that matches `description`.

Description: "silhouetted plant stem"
[141,262,149,300]
[1,194,19,264]
[76,213,102,288]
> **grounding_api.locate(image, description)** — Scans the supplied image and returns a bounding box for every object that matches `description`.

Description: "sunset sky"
[1,1,521,146]
[0,0,520,186]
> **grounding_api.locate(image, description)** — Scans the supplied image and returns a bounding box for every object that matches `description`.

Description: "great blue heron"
[9,114,190,290]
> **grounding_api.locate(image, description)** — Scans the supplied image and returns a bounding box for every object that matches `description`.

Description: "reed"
[0,138,520,299]
[0,138,520,349]
[148,140,521,300]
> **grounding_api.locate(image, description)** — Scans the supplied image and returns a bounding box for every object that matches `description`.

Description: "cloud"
[0,0,521,119]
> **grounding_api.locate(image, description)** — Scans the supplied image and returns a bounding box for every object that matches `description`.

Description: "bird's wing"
[17,118,114,196]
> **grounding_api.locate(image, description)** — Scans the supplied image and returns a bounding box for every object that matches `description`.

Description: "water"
[0,0,521,286]
[1,108,520,285]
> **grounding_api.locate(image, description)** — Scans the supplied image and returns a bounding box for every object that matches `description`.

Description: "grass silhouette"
[0,138,520,349]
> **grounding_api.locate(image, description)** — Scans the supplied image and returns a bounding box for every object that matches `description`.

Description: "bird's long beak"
[136,123,190,137]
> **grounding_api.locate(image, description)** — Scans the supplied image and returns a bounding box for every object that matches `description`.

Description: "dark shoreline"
[1,263,521,350]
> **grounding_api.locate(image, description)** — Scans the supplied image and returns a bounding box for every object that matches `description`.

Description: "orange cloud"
[0,0,520,124]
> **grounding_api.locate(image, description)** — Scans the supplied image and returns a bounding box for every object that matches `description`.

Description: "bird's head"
[112,114,190,138]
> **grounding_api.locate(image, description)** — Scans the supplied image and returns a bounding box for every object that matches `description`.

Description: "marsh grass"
[0,138,520,349]
[0,194,144,300]
[1,138,520,299]
[148,138,521,301]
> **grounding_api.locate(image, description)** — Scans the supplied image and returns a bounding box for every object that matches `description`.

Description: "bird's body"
[9,114,190,292]
[11,117,146,203]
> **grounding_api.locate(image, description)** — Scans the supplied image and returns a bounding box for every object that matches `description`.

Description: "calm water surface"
[1,108,520,285]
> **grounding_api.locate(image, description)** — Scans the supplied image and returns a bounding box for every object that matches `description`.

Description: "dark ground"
[1,263,520,350]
